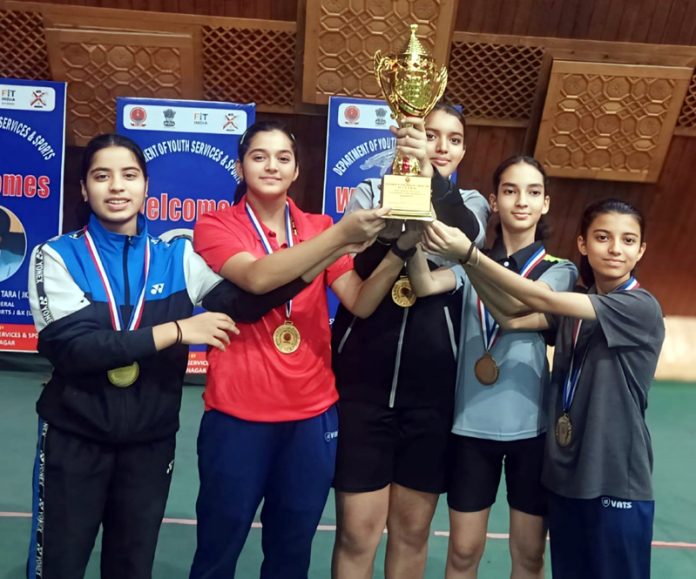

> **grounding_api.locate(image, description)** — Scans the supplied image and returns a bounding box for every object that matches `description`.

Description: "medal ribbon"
[476,246,547,352]
[561,275,640,412]
[245,201,294,318]
[84,229,150,332]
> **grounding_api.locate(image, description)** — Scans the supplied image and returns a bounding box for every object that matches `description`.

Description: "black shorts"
[333,400,452,494]
[447,434,547,516]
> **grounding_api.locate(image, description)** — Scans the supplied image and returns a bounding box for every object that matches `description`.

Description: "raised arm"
[423,220,596,320]
[331,224,422,318]
[465,264,536,317]
[406,244,456,297]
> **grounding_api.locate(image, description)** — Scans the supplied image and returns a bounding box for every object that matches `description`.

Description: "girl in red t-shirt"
[190,120,422,579]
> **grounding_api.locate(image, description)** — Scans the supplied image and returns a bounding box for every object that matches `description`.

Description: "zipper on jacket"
[443,305,458,361]
[123,237,132,309]
[388,308,409,408]
[336,317,356,354]
[119,236,133,438]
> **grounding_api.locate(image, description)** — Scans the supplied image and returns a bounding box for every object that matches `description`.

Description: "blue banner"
[323,96,398,221]
[116,97,255,373]
[322,96,398,319]
[0,78,66,352]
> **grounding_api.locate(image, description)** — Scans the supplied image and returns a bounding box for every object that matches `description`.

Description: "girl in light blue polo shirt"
[409,156,577,579]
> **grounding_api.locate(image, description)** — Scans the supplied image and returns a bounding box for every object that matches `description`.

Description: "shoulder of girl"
[542,253,570,263]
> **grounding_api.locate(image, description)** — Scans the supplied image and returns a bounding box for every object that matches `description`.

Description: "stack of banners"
[116,97,255,374]
[0,78,66,352]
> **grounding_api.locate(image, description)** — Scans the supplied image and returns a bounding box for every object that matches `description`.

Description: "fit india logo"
[223,113,238,132]
[1,88,16,106]
[375,107,388,126]
[130,106,147,127]
[163,108,176,128]
[344,105,360,125]
[193,112,208,126]
[30,90,47,109]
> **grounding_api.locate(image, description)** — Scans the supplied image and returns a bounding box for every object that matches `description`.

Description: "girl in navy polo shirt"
[422,198,664,579]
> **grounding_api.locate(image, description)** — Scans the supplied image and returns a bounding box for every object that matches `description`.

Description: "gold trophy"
[374,24,448,220]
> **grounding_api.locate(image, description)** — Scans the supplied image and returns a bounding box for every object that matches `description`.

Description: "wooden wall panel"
[45,27,198,144]
[0,8,50,79]
[202,24,296,110]
[534,61,692,182]
[454,0,696,46]
[13,0,299,20]
[302,0,457,104]
[16,0,696,45]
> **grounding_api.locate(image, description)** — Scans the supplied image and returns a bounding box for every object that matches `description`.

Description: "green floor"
[1,353,695,577]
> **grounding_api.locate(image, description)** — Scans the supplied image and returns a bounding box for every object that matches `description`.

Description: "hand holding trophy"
[374,24,448,221]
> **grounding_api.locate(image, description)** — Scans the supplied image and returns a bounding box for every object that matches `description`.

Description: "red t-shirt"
[193,198,353,422]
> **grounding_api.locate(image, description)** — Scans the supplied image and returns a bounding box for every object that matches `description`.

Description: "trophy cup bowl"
[374,24,448,220]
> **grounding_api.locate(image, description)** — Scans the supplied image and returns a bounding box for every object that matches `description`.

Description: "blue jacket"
[29,214,305,443]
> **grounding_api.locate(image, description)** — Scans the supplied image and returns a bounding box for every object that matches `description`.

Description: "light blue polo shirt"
[452,241,578,441]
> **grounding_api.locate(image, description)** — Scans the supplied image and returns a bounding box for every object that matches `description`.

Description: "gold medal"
[391,276,416,308]
[273,320,301,354]
[474,352,499,385]
[107,362,140,388]
[555,413,573,447]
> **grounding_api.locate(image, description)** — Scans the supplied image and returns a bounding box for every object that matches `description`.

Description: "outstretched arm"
[215,208,388,294]
[423,220,596,320]
[406,245,456,297]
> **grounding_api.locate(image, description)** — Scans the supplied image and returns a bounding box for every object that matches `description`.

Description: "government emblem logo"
[130,106,147,127]
[163,108,176,127]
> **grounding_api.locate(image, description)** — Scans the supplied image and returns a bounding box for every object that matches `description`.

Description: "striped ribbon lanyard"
[245,201,294,319]
[476,245,546,353]
[84,229,150,332]
[561,275,640,412]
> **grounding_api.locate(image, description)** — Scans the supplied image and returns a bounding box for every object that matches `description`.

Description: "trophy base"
[380,174,434,221]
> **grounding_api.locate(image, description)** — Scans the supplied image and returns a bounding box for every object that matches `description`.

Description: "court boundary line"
[2,512,695,550]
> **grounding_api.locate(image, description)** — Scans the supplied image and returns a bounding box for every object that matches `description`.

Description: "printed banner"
[117,97,255,373]
[323,96,398,221]
[0,78,66,352]
[323,96,398,319]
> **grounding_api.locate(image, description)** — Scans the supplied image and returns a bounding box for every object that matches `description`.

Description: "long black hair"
[578,198,645,288]
[233,121,298,205]
[81,133,148,183]
[491,155,550,242]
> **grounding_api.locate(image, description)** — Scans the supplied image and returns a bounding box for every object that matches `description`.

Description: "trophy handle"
[374,52,401,118]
